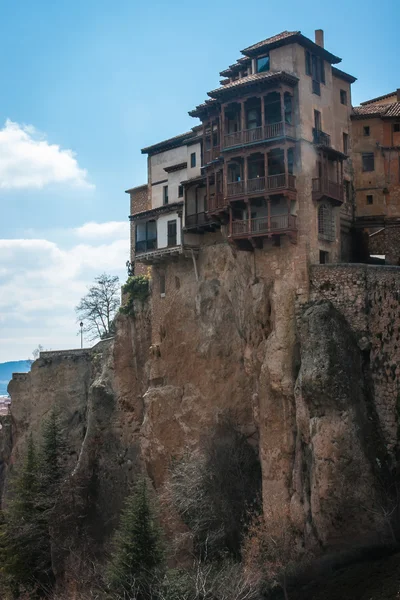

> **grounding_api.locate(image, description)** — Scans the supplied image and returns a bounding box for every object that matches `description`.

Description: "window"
[305,50,312,76]
[344,180,351,203]
[247,108,260,130]
[178,185,184,198]
[367,194,373,205]
[284,93,292,125]
[306,50,325,93]
[287,148,294,175]
[319,250,329,264]
[340,89,347,105]
[190,152,196,168]
[159,273,166,297]
[256,54,270,73]
[393,124,400,133]
[163,185,168,205]
[362,152,375,172]
[135,220,157,253]
[363,126,370,136]
[343,132,349,154]
[167,219,177,247]
[314,110,322,131]
[318,203,335,241]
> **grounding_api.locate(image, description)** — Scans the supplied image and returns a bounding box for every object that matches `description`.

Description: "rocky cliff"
[5,244,400,586]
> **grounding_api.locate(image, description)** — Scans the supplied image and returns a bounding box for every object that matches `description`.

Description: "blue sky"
[0,0,398,361]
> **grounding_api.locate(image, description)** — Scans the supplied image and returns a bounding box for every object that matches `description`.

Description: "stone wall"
[128,184,150,276]
[308,263,400,451]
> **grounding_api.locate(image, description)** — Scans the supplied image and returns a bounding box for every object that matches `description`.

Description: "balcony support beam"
[240,100,246,133]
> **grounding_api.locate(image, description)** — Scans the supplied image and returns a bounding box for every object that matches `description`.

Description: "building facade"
[128,29,356,274]
[351,90,400,264]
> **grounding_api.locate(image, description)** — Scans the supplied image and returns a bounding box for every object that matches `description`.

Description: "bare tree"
[32,345,45,361]
[75,274,120,342]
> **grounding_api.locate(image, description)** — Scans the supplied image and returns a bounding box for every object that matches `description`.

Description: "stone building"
[128,29,356,273]
[351,90,400,264]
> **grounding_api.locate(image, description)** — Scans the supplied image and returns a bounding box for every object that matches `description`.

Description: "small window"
[256,54,270,73]
[305,50,312,76]
[178,184,184,198]
[362,152,375,172]
[163,185,168,205]
[340,89,347,105]
[318,203,335,242]
[287,147,294,175]
[343,132,349,154]
[367,195,373,205]
[319,250,329,264]
[314,110,322,131]
[344,180,351,203]
[393,124,400,133]
[363,126,370,136]
[167,220,177,247]
[159,273,166,296]
[284,92,292,125]
[312,79,321,96]
[190,152,196,168]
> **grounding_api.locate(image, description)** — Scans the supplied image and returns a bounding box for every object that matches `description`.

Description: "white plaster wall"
[157,212,181,248]
[186,142,202,178]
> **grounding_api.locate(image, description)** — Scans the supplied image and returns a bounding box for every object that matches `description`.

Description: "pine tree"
[107,478,164,599]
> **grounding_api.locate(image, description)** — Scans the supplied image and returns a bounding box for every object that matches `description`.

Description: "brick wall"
[128,185,150,276]
[308,263,400,451]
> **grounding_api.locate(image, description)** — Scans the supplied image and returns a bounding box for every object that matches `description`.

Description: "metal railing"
[231,214,297,237]
[312,128,331,147]
[224,122,295,149]
[312,178,343,203]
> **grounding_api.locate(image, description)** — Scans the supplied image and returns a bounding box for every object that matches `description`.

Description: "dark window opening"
[256,54,270,73]
[247,108,261,130]
[314,110,322,131]
[319,250,329,264]
[268,148,285,176]
[318,203,335,242]
[312,79,321,96]
[167,219,177,247]
[307,50,325,94]
[159,273,166,296]
[178,185,184,198]
[367,195,373,205]
[190,152,196,168]
[340,89,347,105]
[135,220,157,253]
[284,92,292,125]
[287,148,294,175]
[393,124,400,133]
[228,162,242,182]
[264,92,281,124]
[343,132,349,154]
[363,126,370,136]
[163,185,168,205]
[362,153,375,172]
[344,180,351,203]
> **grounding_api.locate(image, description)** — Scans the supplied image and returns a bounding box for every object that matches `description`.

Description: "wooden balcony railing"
[207,192,226,212]
[231,214,297,237]
[185,212,208,229]
[224,122,295,149]
[227,180,245,196]
[312,177,344,203]
[203,146,221,164]
[226,174,296,197]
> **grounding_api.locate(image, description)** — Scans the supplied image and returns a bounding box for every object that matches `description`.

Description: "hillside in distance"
[0,361,31,396]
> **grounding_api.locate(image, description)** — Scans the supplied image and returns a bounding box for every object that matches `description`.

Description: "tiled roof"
[142,131,195,155]
[352,103,400,119]
[241,30,299,54]
[189,98,218,118]
[207,70,298,98]
[332,67,357,84]
[125,183,147,194]
[361,92,398,106]
[220,57,251,77]
[240,30,341,64]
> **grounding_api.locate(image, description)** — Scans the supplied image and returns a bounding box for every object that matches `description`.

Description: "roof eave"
[241,33,341,65]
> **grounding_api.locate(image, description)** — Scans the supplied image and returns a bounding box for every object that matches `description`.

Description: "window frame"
[363,126,370,137]
[163,185,169,205]
[343,132,349,154]
[393,123,400,133]
[318,202,335,242]
[190,152,196,168]
[340,89,347,105]
[256,53,270,73]
[366,194,373,205]
[362,152,375,172]
[178,184,184,198]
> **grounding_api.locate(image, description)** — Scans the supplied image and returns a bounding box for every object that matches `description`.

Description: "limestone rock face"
[293,301,385,547]
[3,245,397,588]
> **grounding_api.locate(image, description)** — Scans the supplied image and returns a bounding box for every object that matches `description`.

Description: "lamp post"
[80,322,83,349]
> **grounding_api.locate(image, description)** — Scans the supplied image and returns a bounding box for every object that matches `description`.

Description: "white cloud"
[74,221,129,240]
[0,119,94,190]
[0,222,130,362]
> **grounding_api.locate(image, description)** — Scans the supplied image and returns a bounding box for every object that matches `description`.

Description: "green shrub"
[120,275,150,316]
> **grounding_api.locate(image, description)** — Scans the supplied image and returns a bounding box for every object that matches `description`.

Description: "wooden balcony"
[312,177,344,205]
[230,214,297,239]
[226,174,296,198]
[203,146,221,164]
[312,128,331,147]
[185,211,219,231]
[207,192,227,213]
[224,122,295,149]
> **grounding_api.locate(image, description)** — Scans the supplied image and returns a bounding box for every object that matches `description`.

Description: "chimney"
[397,88,400,102]
[315,29,324,48]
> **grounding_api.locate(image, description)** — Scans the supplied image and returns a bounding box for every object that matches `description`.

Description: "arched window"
[284,92,293,124]
[318,203,335,241]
